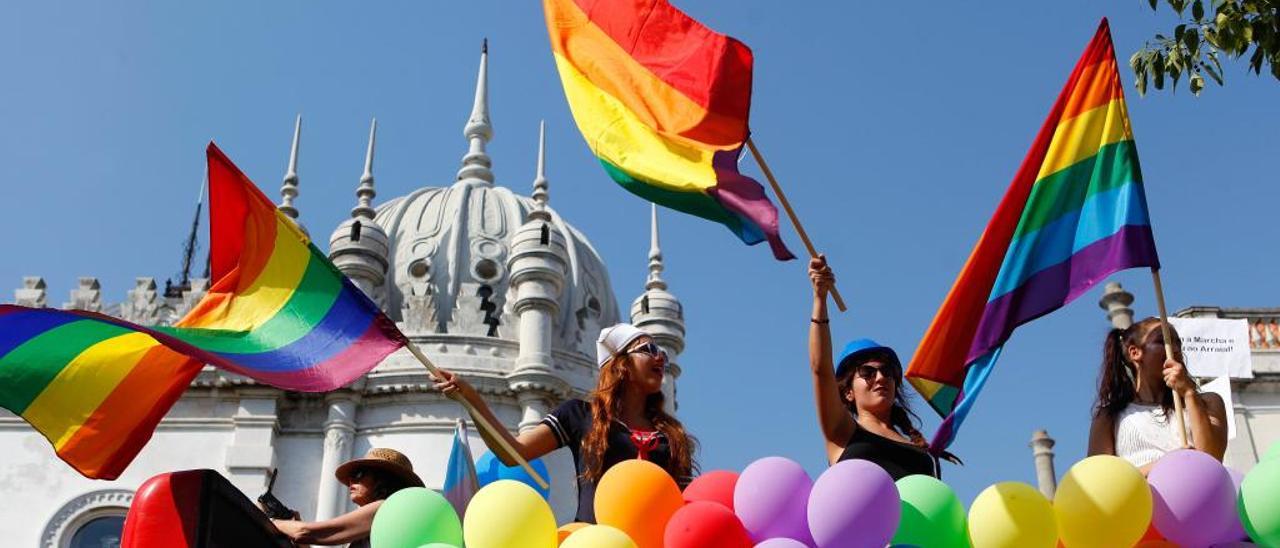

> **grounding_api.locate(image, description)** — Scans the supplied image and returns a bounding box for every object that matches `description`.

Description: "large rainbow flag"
[0,143,406,479]
[905,19,1161,452]
[544,0,794,260]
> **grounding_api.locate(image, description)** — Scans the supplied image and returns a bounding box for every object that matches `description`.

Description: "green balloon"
[416,544,459,548]
[1239,459,1280,547]
[892,474,969,548]
[371,487,463,548]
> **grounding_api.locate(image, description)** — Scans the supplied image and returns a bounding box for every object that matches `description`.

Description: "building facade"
[0,45,688,548]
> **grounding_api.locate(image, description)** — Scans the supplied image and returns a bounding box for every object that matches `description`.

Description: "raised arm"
[431,368,560,466]
[1164,358,1229,460]
[808,255,856,464]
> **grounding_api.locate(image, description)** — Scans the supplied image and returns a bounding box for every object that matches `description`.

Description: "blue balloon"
[475,451,551,500]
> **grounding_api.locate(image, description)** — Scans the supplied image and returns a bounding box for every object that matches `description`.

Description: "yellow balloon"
[557,522,589,545]
[560,524,638,548]
[1054,455,1151,548]
[594,460,683,548]
[462,479,557,548]
[967,482,1057,548]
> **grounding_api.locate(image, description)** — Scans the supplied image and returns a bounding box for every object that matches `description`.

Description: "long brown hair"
[1095,316,1176,419]
[838,358,962,465]
[580,352,698,484]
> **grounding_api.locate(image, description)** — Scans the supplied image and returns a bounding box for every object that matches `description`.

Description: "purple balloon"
[1223,467,1250,542]
[807,459,900,548]
[1149,449,1237,547]
[734,457,814,545]
[756,539,811,548]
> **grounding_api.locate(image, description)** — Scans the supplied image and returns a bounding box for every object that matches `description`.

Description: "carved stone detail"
[15,276,47,308]
[63,277,102,312]
[40,489,133,548]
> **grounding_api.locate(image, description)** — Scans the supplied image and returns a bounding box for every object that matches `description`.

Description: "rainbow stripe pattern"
[0,144,406,479]
[544,0,794,260]
[905,19,1160,452]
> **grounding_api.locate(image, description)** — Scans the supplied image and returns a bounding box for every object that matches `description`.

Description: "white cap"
[596,323,646,368]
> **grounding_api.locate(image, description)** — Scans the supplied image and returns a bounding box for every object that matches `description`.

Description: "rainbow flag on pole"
[905,19,1160,452]
[0,143,406,479]
[544,0,794,260]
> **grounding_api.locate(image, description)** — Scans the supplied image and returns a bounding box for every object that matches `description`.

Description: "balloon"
[755,539,810,548]
[1239,458,1280,547]
[1132,542,1178,548]
[416,545,459,548]
[807,459,899,548]
[595,459,684,548]
[1054,455,1151,548]
[1262,440,1280,462]
[1224,467,1250,542]
[560,524,637,548]
[1148,449,1238,547]
[684,470,739,511]
[462,479,557,548]
[1210,543,1259,548]
[966,482,1056,548]
[558,522,589,545]
[664,501,753,548]
[370,487,463,548]
[475,450,552,499]
[893,474,967,548]
[734,457,814,544]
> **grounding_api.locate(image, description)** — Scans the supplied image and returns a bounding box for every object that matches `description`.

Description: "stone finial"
[1099,281,1135,330]
[15,276,47,308]
[64,277,102,312]
[531,120,549,210]
[456,40,494,184]
[646,204,666,291]
[353,118,378,220]
[279,114,302,219]
[120,277,164,325]
[1030,429,1058,499]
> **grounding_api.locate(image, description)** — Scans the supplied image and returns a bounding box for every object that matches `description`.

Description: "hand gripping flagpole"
[746,137,848,312]
[405,341,550,490]
[1150,268,1190,448]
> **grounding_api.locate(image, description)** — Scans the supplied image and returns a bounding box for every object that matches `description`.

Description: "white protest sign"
[1167,317,1253,379]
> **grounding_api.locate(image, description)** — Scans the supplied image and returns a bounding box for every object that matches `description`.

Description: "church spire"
[457,39,494,184]
[646,203,666,291]
[528,120,552,221]
[279,114,302,219]
[352,118,378,220]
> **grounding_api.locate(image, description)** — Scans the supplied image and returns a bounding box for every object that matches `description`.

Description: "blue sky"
[2,1,1275,504]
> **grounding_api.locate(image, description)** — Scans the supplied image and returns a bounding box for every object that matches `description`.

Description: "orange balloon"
[558,522,589,545]
[594,460,684,548]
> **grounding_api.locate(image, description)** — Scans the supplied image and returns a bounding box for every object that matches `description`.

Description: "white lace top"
[1114,402,1190,467]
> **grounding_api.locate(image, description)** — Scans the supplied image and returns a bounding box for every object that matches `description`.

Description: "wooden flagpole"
[405,342,550,490]
[1150,268,1190,448]
[745,137,848,312]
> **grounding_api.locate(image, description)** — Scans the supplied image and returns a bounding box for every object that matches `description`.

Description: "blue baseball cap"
[835,338,902,379]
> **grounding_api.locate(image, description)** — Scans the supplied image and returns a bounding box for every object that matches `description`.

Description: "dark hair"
[837,357,961,465]
[1095,316,1176,419]
[361,468,411,502]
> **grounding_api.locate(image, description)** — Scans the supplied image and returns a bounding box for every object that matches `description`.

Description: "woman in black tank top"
[806,257,956,480]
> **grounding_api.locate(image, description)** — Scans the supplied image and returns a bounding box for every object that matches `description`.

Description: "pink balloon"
[684,470,739,511]
[1149,450,1237,547]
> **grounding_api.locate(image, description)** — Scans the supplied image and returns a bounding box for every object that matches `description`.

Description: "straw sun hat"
[334,447,425,488]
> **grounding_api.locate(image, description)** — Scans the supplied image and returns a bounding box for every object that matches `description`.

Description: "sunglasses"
[627,341,667,360]
[852,363,897,382]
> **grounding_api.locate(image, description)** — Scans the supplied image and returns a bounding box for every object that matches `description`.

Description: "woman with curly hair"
[432,323,697,523]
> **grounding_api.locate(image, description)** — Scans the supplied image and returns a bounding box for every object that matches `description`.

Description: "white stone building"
[0,44,688,548]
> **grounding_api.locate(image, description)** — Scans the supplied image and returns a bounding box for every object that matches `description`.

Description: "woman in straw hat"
[432,323,697,524]
[271,447,423,547]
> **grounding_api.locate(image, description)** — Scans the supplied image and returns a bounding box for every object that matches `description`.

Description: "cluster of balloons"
[367,442,1280,548]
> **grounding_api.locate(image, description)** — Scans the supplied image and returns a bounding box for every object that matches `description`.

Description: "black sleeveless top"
[838,427,940,480]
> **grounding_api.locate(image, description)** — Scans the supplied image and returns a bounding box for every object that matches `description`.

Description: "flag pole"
[1150,268,1190,448]
[405,341,550,490]
[745,137,848,312]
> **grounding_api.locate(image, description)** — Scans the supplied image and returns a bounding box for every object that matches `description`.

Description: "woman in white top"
[1087,317,1228,473]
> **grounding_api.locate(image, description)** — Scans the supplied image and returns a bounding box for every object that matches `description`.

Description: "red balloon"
[682,470,739,511]
[664,501,752,548]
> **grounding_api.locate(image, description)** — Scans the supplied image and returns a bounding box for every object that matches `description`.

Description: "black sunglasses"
[852,363,897,381]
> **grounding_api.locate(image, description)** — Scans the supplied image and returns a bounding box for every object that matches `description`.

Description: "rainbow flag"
[905,19,1160,452]
[0,143,406,479]
[544,0,794,260]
